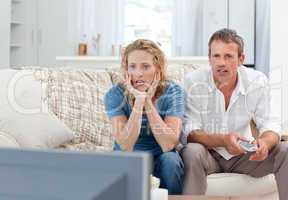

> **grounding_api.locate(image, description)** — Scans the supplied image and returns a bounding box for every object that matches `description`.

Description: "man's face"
[209,40,244,87]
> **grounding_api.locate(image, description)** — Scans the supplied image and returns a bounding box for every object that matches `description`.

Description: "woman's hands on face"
[126,72,160,105]
[146,72,160,101]
[125,73,147,103]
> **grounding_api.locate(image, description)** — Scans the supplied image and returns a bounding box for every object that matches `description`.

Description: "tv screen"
[0,148,152,200]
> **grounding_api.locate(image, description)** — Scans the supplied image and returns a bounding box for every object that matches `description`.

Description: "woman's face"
[127,50,158,92]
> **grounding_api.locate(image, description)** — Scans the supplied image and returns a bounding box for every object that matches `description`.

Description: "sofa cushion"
[1,113,74,148]
[0,69,74,148]
[42,68,114,151]
[0,69,44,114]
[106,66,124,85]
[206,173,277,196]
[58,140,112,152]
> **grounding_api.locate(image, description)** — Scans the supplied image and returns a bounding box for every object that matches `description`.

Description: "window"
[124,0,173,56]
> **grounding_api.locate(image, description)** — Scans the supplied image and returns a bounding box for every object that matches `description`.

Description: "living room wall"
[270,0,288,132]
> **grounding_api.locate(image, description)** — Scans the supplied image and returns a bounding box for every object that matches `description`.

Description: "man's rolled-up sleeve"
[253,79,281,139]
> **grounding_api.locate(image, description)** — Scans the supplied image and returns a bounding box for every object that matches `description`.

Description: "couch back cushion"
[39,68,114,151]
[0,69,74,149]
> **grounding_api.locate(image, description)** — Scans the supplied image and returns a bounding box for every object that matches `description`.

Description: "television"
[0,148,152,200]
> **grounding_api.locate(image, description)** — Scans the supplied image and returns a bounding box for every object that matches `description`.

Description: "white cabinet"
[4,0,74,67]
[28,0,75,66]
[203,0,255,65]
[35,0,74,66]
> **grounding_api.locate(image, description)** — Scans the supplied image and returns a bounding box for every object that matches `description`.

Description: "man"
[181,28,288,200]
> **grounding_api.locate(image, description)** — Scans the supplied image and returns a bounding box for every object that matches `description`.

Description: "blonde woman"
[104,39,184,194]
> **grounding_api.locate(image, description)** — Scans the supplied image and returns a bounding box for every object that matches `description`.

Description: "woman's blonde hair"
[120,39,168,104]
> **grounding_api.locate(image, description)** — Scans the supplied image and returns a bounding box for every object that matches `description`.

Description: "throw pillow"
[0,113,74,148]
[0,69,44,114]
[0,69,74,148]
[0,131,20,148]
[44,69,114,150]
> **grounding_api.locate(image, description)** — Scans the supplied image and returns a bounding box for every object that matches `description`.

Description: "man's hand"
[224,133,248,156]
[249,139,269,161]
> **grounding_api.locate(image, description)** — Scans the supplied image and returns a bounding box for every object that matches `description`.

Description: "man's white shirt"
[182,66,281,160]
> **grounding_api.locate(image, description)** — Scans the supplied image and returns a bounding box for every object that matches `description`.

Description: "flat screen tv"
[0,148,152,200]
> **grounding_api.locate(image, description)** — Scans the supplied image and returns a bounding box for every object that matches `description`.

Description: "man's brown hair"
[208,28,244,56]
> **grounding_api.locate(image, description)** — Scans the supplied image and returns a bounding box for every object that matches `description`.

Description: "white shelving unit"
[0,1,11,67]
[1,0,72,67]
[10,0,25,67]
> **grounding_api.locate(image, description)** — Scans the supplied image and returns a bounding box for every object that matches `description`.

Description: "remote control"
[238,141,258,152]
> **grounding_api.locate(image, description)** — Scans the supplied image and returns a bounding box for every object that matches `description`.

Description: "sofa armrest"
[281,133,288,141]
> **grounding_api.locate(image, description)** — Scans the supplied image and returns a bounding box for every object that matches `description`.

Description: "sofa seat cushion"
[206,173,277,196]
[57,139,112,152]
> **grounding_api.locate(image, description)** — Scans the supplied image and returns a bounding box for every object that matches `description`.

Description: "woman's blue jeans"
[153,150,184,195]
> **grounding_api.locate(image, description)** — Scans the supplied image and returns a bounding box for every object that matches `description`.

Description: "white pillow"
[0,69,44,114]
[0,113,74,148]
[0,131,20,148]
[0,69,74,148]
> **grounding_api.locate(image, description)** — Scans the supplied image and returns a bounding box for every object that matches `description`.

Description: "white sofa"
[0,59,285,199]
[206,173,277,199]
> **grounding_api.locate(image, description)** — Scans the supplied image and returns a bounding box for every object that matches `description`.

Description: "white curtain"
[76,0,124,56]
[172,0,204,56]
[255,0,270,76]
[173,0,270,74]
